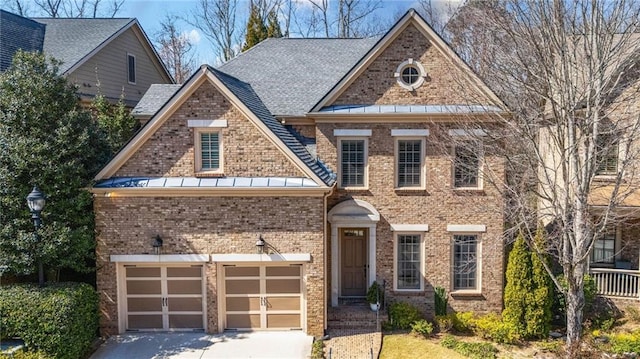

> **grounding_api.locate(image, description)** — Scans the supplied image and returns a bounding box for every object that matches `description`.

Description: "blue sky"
[119,0,457,65]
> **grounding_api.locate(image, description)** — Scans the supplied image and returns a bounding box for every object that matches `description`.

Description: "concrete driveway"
[90,331,313,359]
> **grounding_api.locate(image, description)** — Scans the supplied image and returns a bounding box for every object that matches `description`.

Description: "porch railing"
[590,268,640,298]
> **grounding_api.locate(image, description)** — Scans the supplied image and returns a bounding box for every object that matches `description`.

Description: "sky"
[118,0,460,65]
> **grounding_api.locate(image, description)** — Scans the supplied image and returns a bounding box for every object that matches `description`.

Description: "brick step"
[327,321,378,330]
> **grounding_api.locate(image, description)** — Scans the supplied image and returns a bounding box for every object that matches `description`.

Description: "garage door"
[124,265,205,331]
[224,264,302,330]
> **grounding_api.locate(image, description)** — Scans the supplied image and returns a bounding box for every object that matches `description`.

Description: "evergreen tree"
[0,51,110,276]
[92,91,139,154]
[242,3,267,52]
[266,10,282,38]
[502,232,532,336]
[525,228,554,338]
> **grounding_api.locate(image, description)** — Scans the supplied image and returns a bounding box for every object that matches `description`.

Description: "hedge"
[0,282,98,359]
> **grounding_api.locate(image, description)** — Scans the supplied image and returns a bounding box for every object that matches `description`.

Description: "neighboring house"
[91,10,508,338]
[0,9,173,107]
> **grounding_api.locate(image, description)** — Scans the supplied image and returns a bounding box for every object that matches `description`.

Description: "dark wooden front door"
[340,228,367,296]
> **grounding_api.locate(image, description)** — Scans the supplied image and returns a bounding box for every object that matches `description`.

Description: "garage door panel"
[226,297,260,311]
[167,267,201,277]
[226,279,260,294]
[169,314,204,328]
[126,267,160,277]
[168,298,202,312]
[227,314,260,328]
[266,279,300,294]
[226,267,259,277]
[128,297,162,312]
[167,279,202,294]
[267,314,300,328]
[127,280,161,294]
[266,297,300,311]
[265,266,300,277]
[128,315,163,329]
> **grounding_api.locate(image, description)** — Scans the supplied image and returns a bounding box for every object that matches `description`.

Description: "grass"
[379,333,467,359]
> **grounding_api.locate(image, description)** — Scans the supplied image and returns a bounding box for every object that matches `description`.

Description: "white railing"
[590,268,640,298]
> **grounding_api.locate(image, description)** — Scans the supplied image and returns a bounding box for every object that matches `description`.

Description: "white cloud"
[184,29,201,44]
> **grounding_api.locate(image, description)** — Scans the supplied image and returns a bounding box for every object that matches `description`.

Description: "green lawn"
[379,333,467,359]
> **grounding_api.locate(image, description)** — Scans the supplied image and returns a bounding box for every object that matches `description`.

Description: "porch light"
[26,186,46,287]
[256,235,266,254]
[152,235,163,255]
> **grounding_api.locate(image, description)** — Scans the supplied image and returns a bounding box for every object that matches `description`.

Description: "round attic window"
[395,59,426,91]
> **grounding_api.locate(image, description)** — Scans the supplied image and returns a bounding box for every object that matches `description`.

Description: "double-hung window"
[453,234,479,291]
[395,234,423,290]
[591,229,616,265]
[190,119,227,175]
[596,134,619,175]
[336,129,370,188]
[454,145,480,188]
[127,53,136,84]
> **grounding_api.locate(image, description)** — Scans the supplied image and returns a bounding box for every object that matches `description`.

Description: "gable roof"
[131,84,182,117]
[0,10,45,71]
[96,65,335,186]
[310,9,507,113]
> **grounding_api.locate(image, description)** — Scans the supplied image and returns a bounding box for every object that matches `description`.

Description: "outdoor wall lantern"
[152,235,163,255]
[256,235,266,254]
[26,186,46,287]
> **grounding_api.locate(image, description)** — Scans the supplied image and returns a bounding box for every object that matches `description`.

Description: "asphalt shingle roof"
[33,17,134,74]
[0,10,45,71]
[217,37,379,116]
[131,84,182,117]
[209,66,336,185]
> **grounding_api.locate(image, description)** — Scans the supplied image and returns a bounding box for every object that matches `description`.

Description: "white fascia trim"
[211,253,311,262]
[187,119,228,128]
[391,129,430,137]
[110,254,209,262]
[333,129,372,137]
[448,129,487,137]
[446,224,487,233]
[391,224,429,232]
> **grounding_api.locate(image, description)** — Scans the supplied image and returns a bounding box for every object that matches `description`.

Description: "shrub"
[1,350,51,359]
[366,281,383,305]
[310,339,324,359]
[434,286,448,316]
[411,319,434,338]
[440,334,497,359]
[626,306,640,323]
[435,314,454,333]
[0,283,99,359]
[389,302,423,330]
[609,330,640,354]
[555,274,596,318]
[452,311,475,333]
[472,313,520,344]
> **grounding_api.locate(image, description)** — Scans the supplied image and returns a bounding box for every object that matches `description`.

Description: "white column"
[331,225,339,307]
[368,224,377,286]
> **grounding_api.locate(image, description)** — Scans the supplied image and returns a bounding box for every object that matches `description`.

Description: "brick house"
[91,10,508,338]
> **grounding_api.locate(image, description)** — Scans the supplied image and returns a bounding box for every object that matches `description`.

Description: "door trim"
[340,228,368,297]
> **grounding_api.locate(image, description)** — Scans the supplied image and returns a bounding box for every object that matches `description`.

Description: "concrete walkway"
[90,331,313,359]
[323,329,382,359]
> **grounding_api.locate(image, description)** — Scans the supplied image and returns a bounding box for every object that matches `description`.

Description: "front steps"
[327,299,387,331]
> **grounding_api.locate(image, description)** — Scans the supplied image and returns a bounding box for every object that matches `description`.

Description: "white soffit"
[333,129,372,137]
[391,129,430,137]
[187,119,228,128]
[390,224,429,232]
[446,224,487,233]
[448,129,487,137]
[211,253,311,262]
[110,254,210,262]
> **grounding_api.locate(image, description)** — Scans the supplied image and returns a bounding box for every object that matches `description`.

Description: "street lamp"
[26,186,46,287]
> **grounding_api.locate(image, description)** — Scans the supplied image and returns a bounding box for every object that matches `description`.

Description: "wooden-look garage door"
[124,265,205,331]
[224,264,302,330]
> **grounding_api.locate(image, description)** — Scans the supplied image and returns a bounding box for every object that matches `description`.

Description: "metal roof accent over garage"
[94,176,321,189]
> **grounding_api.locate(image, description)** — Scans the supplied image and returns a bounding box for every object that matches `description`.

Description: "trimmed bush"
[389,302,422,330]
[435,314,453,333]
[452,311,475,333]
[310,339,324,359]
[0,283,99,359]
[472,313,520,344]
[434,286,448,316]
[410,319,434,338]
[440,334,497,359]
[1,349,51,359]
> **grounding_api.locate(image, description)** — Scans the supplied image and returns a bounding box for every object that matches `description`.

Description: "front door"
[340,228,367,296]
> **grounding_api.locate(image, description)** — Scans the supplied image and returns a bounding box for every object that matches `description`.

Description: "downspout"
[323,185,335,336]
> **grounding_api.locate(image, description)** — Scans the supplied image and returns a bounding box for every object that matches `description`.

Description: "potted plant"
[366,281,383,311]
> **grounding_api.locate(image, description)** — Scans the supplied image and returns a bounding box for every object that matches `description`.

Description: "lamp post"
[26,186,46,287]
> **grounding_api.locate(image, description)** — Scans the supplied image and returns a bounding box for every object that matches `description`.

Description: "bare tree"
[291,0,382,38]
[415,0,459,37]
[2,0,124,17]
[186,0,240,63]
[155,14,196,84]
[445,0,640,353]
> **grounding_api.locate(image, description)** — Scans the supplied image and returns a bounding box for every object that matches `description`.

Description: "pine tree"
[92,90,139,154]
[266,10,282,38]
[242,3,267,52]
[525,227,554,338]
[502,232,533,336]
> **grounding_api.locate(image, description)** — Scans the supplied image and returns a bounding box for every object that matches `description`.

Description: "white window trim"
[395,136,426,190]
[393,232,425,292]
[390,224,429,232]
[391,129,430,137]
[446,224,486,232]
[127,53,136,85]
[448,129,488,137]
[450,233,482,295]
[452,142,484,190]
[194,128,224,175]
[187,119,228,128]
[334,129,372,137]
[394,58,427,91]
[337,137,369,189]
